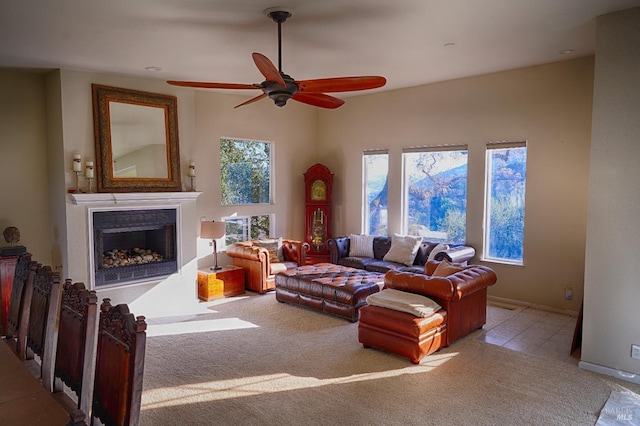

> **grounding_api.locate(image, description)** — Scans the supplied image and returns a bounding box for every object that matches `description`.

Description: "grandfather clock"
[304,163,334,264]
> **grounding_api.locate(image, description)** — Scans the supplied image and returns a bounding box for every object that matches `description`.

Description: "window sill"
[480,257,524,267]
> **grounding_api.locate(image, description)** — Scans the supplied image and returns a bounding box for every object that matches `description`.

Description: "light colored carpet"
[140,293,640,425]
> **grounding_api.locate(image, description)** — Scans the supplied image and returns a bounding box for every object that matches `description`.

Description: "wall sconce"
[200,220,226,270]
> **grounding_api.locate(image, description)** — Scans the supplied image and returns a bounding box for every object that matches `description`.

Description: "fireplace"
[92,208,178,288]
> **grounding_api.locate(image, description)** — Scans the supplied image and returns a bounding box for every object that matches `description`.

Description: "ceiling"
[2,0,640,97]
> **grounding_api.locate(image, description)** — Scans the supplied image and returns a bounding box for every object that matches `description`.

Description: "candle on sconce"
[85,161,94,179]
[187,162,196,177]
[73,154,82,172]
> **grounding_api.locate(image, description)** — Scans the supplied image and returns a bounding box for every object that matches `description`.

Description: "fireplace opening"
[93,209,178,287]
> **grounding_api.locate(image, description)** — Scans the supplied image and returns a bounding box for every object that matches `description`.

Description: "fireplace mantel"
[69,192,202,205]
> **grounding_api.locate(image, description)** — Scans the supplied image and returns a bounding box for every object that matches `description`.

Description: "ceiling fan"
[167,9,387,109]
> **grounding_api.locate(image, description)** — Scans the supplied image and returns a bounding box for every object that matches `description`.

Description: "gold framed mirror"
[92,84,181,192]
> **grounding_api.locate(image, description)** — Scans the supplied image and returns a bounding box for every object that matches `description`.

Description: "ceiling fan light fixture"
[270,92,291,107]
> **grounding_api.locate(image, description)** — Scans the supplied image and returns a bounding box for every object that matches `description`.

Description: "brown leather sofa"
[358,261,497,363]
[226,239,309,294]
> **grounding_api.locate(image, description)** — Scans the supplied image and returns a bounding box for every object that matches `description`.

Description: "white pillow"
[427,243,450,262]
[349,234,375,257]
[366,288,442,317]
[383,234,423,266]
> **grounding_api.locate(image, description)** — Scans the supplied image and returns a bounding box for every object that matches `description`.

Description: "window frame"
[221,214,273,247]
[482,141,528,266]
[362,149,389,236]
[401,145,469,244]
[220,137,274,206]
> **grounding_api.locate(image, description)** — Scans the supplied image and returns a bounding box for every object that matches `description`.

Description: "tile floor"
[478,301,580,364]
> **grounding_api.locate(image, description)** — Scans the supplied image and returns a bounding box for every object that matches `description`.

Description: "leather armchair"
[226,239,309,294]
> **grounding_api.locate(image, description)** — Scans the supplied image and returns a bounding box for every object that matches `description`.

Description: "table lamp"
[200,220,227,270]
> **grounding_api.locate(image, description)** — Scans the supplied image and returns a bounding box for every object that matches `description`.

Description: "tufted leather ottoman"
[358,305,447,364]
[275,263,384,322]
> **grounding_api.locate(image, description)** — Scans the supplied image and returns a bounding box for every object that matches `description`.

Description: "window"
[363,150,388,235]
[402,147,468,244]
[220,138,272,205]
[484,142,527,264]
[222,215,271,245]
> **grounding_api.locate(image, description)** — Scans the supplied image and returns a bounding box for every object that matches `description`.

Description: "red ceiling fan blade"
[297,76,386,93]
[234,93,268,109]
[252,52,286,87]
[292,93,345,109]
[167,81,259,90]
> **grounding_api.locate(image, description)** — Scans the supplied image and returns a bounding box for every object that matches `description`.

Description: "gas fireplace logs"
[102,248,164,269]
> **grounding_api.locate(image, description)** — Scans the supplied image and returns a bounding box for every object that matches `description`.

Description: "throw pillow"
[427,243,450,262]
[431,259,465,277]
[382,234,423,266]
[348,234,375,258]
[255,237,284,263]
[366,289,442,318]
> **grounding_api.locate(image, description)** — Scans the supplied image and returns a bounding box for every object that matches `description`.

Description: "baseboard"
[578,361,640,385]
[488,295,579,316]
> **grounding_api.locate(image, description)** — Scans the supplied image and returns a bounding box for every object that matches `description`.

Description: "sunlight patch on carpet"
[141,352,458,409]
[146,318,258,337]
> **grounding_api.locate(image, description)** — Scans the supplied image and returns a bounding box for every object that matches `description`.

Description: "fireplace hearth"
[92,208,178,287]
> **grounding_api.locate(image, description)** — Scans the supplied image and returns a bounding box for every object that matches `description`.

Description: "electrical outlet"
[564,288,573,300]
[632,344,640,360]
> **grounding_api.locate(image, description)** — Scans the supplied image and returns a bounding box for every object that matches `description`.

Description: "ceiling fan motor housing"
[263,74,298,107]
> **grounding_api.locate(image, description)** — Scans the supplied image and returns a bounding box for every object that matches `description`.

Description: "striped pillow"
[349,234,375,257]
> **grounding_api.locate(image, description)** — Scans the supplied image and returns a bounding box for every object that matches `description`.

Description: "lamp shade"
[200,221,226,239]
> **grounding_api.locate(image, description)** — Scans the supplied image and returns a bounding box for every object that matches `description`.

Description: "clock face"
[311,180,326,201]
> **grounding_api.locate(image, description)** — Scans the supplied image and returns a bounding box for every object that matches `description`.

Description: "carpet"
[140,293,640,425]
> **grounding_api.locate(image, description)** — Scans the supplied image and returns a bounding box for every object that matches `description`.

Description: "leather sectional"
[358,261,497,363]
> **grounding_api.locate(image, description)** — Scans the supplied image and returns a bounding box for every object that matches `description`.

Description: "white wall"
[192,90,318,270]
[582,7,640,378]
[317,57,595,313]
[0,70,52,264]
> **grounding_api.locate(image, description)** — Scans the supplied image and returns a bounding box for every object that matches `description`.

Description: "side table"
[197,265,245,301]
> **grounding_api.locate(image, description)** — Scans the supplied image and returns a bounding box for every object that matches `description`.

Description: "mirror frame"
[92,84,181,192]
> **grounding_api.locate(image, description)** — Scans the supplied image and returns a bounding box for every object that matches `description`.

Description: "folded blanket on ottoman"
[366,288,442,317]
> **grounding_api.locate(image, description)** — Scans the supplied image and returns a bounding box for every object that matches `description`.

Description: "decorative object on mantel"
[200,220,227,270]
[187,161,196,191]
[85,161,95,193]
[1,226,27,256]
[69,154,83,193]
[92,84,181,193]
